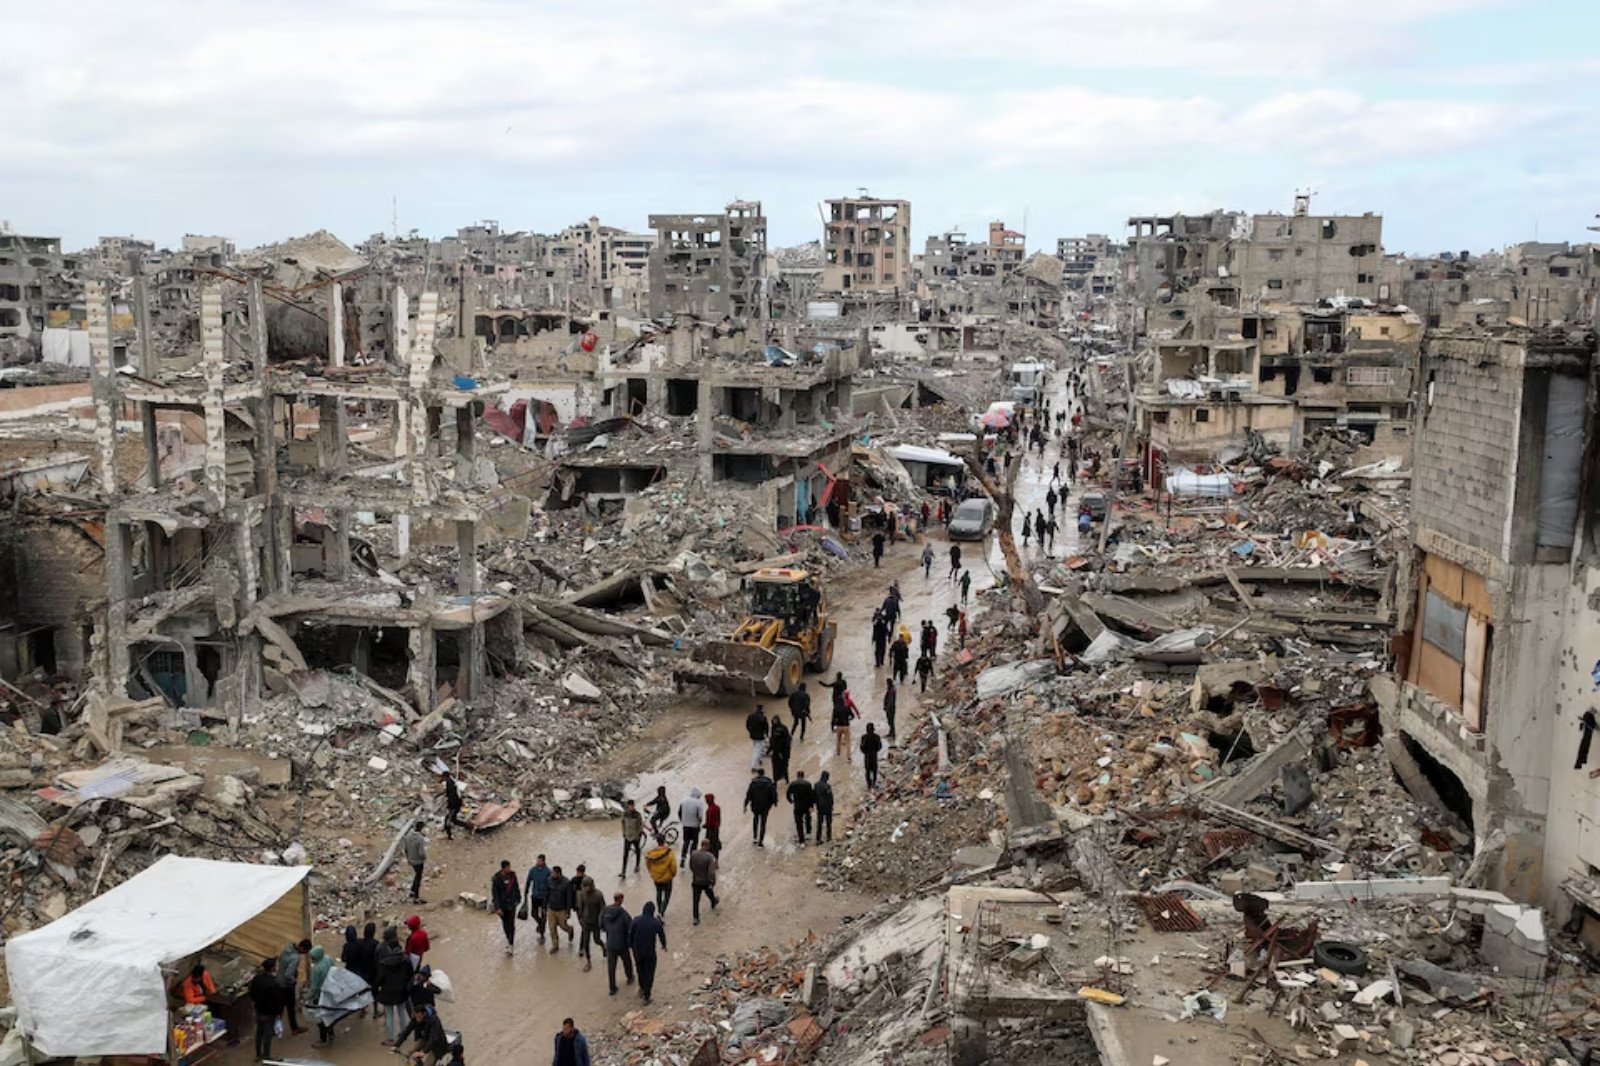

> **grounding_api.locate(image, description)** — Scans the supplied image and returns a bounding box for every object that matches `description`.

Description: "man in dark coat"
[628,902,667,1003]
[814,771,835,843]
[743,766,777,847]
[786,770,815,845]
[599,893,634,995]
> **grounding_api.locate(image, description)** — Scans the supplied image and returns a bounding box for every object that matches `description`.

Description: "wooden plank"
[1462,614,1487,732]
[1222,567,1254,611]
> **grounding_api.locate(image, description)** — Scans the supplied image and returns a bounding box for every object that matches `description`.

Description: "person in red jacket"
[404,914,430,967]
[703,793,722,857]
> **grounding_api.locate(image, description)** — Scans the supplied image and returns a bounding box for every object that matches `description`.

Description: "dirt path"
[239,536,997,1065]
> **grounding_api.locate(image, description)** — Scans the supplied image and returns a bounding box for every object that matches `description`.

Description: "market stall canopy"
[886,444,966,469]
[6,855,311,1057]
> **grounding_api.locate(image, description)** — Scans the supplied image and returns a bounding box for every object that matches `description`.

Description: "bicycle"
[648,820,680,848]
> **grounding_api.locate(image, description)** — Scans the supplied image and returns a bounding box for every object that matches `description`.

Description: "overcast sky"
[6,0,1596,256]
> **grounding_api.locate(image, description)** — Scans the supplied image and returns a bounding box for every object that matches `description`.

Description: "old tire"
[1313,940,1369,976]
[775,646,804,696]
[811,626,837,673]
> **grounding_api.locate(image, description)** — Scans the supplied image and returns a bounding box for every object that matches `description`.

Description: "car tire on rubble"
[811,625,836,673]
[1312,940,1369,976]
[775,646,804,696]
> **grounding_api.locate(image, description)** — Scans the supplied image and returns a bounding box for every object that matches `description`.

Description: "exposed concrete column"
[133,274,162,489]
[86,280,118,496]
[645,376,665,412]
[141,405,161,489]
[696,381,717,484]
[326,281,345,367]
[407,624,436,711]
[247,282,282,594]
[145,521,167,591]
[456,520,479,594]
[455,405,475,465]
[949,1016,987,1066]
[407,294,439,511]
[317,396,351,578]
[104,520,133,697]
[199,286,229,506]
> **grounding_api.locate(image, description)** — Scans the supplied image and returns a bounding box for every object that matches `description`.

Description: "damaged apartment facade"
[565,319,861,529]
[88,258,520,721]
[1372,323,1600,930]
[647,202,767,321]
[1128,199,1420,476]
[821,195,913,314]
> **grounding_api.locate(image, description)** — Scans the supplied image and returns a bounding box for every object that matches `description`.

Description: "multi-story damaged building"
[1129,196,1384,306]
[0,229,78,350]
[1057,233,1113,293]
[86,248,519,719]
[556,217,655,313]
[821,195,912,297]
[647,201,767,321]
[580,320,861,529]
[1388,242,1599,331]
[1372,325,1599,925]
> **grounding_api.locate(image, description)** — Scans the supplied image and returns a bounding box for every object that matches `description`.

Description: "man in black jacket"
[788,683,811,740]
[629,902,667,1003]
[373,927,415,1044]
[744,706,768,769]
[860,723,884,789]
[248,957,282,1062]
[814,770,835,842]
[785,771,815,845]
[883,678,898,740]
[767,718,792,787]
[401,1005,449,1066]
[743,766,777,847]
[871,611,889,667]
[599,893,634,995]
[490,860,521,955]
[545,866,576,954]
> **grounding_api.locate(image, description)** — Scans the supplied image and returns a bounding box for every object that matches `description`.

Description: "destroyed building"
[647,201,768,320]
[1374,324,1600,921]
[1129,195,1384,306]
[821,195,913,304]
[0,229,80,360]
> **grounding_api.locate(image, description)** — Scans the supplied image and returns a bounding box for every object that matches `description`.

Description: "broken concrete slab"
[1479,902,1547,981]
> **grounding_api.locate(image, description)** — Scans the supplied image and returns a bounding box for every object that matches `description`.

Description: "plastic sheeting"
[975,659,1056,699]
[1164,468,1235,497]
[887,444,965,469]
[6,856,310,1057]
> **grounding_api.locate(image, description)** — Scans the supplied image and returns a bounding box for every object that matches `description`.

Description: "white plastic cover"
[1164,468,1235,497]
[5,856,310,1057]
[886,445,965,468]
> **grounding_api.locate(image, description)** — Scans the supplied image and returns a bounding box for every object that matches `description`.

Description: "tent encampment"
[6,855,311,1057]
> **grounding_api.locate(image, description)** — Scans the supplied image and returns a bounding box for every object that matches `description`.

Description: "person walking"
[546,866,576,954]
[441,772,467,840]
[600,894,634,995]
[342,922,379,1017]
[921,542,934,579]
[677,788,705,860]
[490,860,521,955]
[619,800,644,877]
[960,569,972,604]
[743,766,777,847]
[949,542,962,579]
[249,957,283,1062]
[958,609,969,649]
[1046,486,1058,517]
[644,839,676,918]
[576,877,605,972]
[889,634,910,684]
[871,529,885,568]
[860,724,884,789]
[276,938,310,1036]
[814,771,835,843]
[1045,514,1058,554]
[525,854,552,944]
[883,677,898,740]
[871,611,889,668]
[788,682,812,739]
[915,649,934,693]
[882,588,901,629]
[830,689,857,758]
[402,821,428,903]
[629,902,666,1004]
[1021,513,1031,547]
[703,792,722,857]
[767,718,792,787]
[921,620,939,659]
[688,838,719,924]
[373,927,413,1044]
[786,770,815,845]
[745,705,769,769]
[551,1018,591,1066]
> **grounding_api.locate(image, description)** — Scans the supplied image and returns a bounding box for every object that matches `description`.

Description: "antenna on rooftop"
[1293,189,1315,217]
[391,196,398,239]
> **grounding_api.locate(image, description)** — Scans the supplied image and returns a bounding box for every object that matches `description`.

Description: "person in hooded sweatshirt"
[276,939,311,1035]
[340,924,378,1017]
[814,770,835,842]
[403,915,430,968]
[307,946,333,1046]
[628,901,667,1003]
[644,838,677,918]
[676,788,705,861]
[703,792,722,856]
[374,926,415,1044]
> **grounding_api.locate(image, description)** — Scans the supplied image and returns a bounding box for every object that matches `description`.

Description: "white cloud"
[0,0,1590,253]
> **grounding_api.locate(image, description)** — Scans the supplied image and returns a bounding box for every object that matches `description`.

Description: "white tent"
[5,855,311,1057]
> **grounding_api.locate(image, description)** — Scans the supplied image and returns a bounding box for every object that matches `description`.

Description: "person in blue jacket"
[552,1018,590,1066]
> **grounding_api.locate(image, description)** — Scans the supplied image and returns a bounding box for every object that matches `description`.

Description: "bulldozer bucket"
[678,640,785,696]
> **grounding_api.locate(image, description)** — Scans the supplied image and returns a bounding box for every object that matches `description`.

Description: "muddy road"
[245,527,997,1065]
